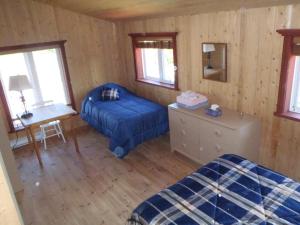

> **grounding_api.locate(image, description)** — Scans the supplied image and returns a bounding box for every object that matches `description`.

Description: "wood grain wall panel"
[116,4,300,180]
[27,1,60,41]
[0,0,122,130]
[118,10,242,106]
[241,6,291,170]
[291,4,300,27]
[2,0,300,180]
[33,0,300,20]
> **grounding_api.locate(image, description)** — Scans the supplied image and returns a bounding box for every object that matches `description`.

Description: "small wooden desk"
[17,104,79,166]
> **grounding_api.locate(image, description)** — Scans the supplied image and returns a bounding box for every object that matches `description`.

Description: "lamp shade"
[203,44,216,53]
[9,75,32,91]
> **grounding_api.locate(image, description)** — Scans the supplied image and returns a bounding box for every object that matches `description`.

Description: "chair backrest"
[31,100,54,109]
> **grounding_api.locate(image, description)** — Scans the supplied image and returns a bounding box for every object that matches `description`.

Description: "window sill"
[274,111,300,122]
[136,78,178,90]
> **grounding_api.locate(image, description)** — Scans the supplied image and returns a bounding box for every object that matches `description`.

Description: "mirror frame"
[202,42,227,83]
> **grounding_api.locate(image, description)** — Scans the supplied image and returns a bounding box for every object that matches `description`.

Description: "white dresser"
[168,103,261,164]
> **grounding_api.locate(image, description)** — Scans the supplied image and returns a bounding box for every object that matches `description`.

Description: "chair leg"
[57,123,66,143]
[40,130,43,144]
[41,127,47,150]
[54,123,61,138]
[44,137,47,150]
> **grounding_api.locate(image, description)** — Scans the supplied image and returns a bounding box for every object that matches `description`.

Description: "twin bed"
[81,83,300,224]
[81,83,169,158]
[129,154,300,225]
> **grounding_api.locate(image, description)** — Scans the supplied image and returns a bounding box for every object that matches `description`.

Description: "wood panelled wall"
[1,0,300,180]
[115,4,300,180]
[0,0,124,131]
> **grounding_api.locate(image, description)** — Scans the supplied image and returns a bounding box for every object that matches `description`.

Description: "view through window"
[141,48,175,84]
[0,47,70,128]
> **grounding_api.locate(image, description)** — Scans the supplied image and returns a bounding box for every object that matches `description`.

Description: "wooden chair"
[31,101,66,150]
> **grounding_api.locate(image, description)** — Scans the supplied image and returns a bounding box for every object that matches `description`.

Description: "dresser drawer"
[197,142,225,164]
[169,110,200,157]
[198,119,237,153]
[169,110,200,140]
[169,109,199,130]
[173,140,200,159]
[174,142,223,165]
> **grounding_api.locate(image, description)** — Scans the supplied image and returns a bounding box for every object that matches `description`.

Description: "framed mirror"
[202,43,227,82]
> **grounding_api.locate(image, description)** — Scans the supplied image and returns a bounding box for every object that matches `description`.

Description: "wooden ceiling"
[36,0,299,20]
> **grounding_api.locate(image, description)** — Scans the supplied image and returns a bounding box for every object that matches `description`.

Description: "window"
[129,32,178,90]
[275,29,300,121]
[0,41,75,131]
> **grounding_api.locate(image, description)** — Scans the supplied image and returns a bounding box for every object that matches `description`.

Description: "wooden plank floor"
[14,127,199,225]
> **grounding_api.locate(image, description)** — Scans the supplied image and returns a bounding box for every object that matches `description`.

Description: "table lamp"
[203,44,215,69]
[9,75,33,119]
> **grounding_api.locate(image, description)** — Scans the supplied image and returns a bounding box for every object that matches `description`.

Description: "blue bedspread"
[129,154,300,225]
[80,83,169,158]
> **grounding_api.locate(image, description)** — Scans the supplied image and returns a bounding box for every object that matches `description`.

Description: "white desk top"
[17,103,77,127]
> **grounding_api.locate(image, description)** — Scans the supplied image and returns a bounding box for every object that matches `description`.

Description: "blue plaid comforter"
[129,154,300,225]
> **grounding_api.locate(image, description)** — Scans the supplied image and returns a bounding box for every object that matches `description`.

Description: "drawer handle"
[181,130,186,135]
[200,147,204,152]
[181,143,186,148]
[214,130,222,137]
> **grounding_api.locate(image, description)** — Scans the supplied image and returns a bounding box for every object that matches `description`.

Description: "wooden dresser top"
[168,103,259,130]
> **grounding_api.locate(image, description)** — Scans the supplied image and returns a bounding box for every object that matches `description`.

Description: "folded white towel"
[177,91,208,107]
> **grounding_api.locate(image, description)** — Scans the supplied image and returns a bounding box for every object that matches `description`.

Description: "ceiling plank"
[34,0,299,20]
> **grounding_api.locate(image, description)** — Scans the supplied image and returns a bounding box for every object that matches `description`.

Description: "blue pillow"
[100,88,120,101]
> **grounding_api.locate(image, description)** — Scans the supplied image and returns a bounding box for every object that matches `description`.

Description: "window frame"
[129,32,179,90]
[0,40,76,132]
[274,29,300,122]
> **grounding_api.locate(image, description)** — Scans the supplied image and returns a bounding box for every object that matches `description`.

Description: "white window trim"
[24,52,44,104]
[55,48,71,105]
[290,56,300,113]
[25,48,70,106]
[141,48,174,85]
